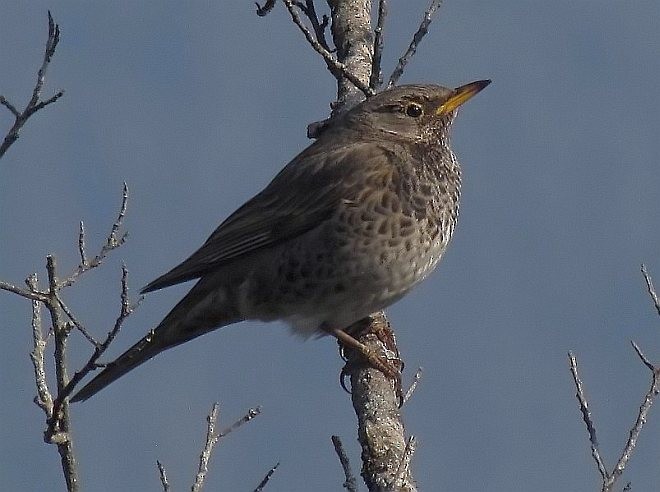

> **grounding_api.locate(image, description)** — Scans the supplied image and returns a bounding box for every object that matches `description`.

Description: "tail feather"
[71,275,241,402]
[71,330,170,402]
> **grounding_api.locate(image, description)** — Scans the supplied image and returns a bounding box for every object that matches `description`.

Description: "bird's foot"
[330,326,404,404]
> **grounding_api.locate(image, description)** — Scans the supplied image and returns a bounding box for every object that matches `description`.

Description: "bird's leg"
[327,322,403,401]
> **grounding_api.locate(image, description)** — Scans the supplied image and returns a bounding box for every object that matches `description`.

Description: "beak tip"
[473,79,492,91]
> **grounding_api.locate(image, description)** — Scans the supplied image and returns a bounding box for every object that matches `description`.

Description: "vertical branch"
[370,0,387,90]
[45,255,79,492]
[326,0,374,112]
[27,274,54,416]
[346,313,415,491]
[322,1,414,489]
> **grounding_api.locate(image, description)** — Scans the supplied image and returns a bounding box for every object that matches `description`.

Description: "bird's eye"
[405,103,423,117]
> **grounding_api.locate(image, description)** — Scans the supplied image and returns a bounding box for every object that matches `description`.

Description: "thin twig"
[370,0,387,90]
[282,0,373,97]
[253,462,280,492]
[219,406,262,437]
[393,436,417,489]
[567,352,609,482]
[77,221,87,266]
[157,460,170,492]
[388,0,444,88]
[402,367,423,405]
[606,344,660,490]
[255,0,277,16]
[0,11,64,159]
[641,264,660,317]
[191,403,221,492]
[190,405,261,491]
[331,436,358,492]
[299,0,332,53]
[58,264,140,405]
[0,280,49,302]
[631,340,655,372]
[58,183,129,288]
[55,296,98,345]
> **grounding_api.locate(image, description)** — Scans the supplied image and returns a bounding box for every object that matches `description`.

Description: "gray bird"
[71,80,490,402]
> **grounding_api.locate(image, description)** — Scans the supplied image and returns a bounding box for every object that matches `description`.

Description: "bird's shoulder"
[140,139,404,292]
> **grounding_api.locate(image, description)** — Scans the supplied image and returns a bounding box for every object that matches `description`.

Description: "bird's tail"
[71,276,241,402]
[70,328,174,402]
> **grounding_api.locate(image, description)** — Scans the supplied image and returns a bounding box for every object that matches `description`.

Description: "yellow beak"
[437,79,491,115]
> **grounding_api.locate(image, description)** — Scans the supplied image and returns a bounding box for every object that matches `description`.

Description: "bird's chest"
[328,186,458,288]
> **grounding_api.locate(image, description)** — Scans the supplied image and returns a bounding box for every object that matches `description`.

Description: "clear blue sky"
[2,2,660,491]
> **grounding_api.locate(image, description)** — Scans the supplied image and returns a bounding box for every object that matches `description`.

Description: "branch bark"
[0,11,64,159]
[327,0,374,112]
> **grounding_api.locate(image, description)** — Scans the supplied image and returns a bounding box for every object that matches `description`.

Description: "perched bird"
[71,80,490,402]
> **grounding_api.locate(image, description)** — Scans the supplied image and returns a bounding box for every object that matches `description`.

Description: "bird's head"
[337,80,491,144]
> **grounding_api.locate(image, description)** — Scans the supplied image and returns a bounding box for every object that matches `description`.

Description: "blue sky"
[2,2,660,491]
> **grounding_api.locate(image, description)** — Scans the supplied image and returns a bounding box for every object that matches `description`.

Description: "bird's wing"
[141,140,398,293]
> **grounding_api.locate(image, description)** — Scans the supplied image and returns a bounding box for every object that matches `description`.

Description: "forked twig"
[282,0,373,97]
[0,11,64,159]
[58,183,129,289]
[298,0,332,53]
[191,405,262,492]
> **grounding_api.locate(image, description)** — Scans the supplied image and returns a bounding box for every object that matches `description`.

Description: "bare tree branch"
[568,351,608,483]
[641,264,660,318]
[388,0,444,88]
[298,0,332,53]
[54,263,140,408]
[2,179,134,492]
[58,182,129,289]
[327,0,375,108]
[27,274,54,416]
[402,367,423,406]
[604,342,660,489]
[393,436,417,490]
[570,337,660,491]
[282,0,373,99]
[631,340,654,372]
[191,405,262,492]
[191,403,221,492]
[370,0,387,90]
[253,462,280,492]
[345,313,415,491]
[0,279,48,302]
[331,436,358,492]
[255,0,277,16]
[157,460,170,492]
[42,254,80,491]
[0,11,64,159]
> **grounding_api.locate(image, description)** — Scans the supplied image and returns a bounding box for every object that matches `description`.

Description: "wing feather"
[141,140,397,293]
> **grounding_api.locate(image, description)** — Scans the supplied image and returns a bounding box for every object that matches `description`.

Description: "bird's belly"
[244,222,449,337]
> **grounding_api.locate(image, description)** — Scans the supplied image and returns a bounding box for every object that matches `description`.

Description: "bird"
[71,80,490,402]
